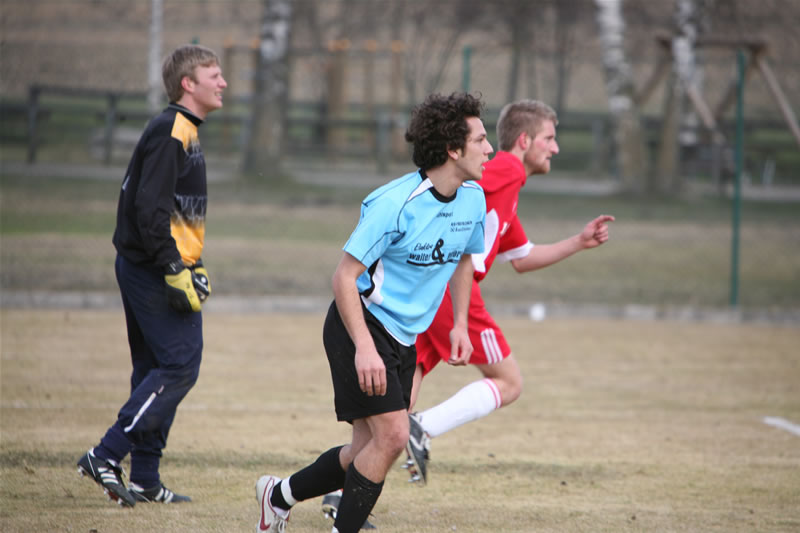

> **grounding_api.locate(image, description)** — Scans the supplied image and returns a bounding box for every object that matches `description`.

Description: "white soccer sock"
[418,378,502,438]
[281,475,298,506]
[273,475,295,518]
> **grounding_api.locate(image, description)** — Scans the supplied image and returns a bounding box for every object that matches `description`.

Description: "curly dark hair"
[404,92,485,170]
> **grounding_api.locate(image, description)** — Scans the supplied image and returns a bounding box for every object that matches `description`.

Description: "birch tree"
[673,0,704,149]
[147,0,163,114]
[244,0,293,173]
[595,0,648,193]
[655,0,702,193]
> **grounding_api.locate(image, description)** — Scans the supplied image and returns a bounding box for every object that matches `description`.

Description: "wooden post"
[326,38,350,157]
[104,92,118,165]
[714,50,757,120]
[634,52,671,107]
[363,39,377,152]
[390,40,405,161]
[221,38,234,150]
[27,85,40,164]
[754,54,800,150]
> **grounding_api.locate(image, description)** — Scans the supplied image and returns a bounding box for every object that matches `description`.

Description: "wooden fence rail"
[10,84,799,186]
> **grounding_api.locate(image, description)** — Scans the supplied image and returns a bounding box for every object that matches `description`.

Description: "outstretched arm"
[510,214,615,273]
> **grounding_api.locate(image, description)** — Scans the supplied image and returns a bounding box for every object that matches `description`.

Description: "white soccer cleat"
[255,475,289,532]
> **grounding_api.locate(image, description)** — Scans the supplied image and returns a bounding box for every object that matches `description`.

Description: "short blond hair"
[162,44,220,103]
[496,100,558,152]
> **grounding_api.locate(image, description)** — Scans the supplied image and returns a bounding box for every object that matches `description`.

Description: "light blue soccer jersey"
[343,170,486,345]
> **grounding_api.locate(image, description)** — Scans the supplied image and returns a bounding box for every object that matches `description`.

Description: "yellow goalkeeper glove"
[191,260,211,302]
[165,261,202,313]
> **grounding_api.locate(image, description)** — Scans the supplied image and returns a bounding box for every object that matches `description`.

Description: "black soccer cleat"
[321,490,340,520]
[321,489,377,529]
[405,412,431,485]
[129,481,191,503]
[77,448,137,507]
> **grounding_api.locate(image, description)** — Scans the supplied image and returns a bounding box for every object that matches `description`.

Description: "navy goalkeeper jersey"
[113,103,207,268]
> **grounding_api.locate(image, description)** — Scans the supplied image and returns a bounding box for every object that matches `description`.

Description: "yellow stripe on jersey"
[170,112,198,150]
[171,215,205,266]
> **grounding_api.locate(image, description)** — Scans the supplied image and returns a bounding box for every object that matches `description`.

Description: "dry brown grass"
[2,310,799,532]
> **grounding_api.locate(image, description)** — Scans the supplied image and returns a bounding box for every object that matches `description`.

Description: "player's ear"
[180,75,195,94]
[447,147,460,161]
[517,131,530,150]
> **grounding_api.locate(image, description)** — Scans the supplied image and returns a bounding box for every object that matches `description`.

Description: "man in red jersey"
[405,100,615,484]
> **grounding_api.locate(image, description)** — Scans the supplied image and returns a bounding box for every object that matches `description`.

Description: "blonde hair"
[496,100,558,152]
[162,44,220,103]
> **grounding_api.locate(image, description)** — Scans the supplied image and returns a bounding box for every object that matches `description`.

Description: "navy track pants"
[112,254,202,457]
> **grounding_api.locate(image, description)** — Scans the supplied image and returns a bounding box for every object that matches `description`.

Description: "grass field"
[2,172,800,310]
[1,310,798,532]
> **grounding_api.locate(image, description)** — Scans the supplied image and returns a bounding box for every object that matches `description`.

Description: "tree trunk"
[325,40,349,156]
[594,0,648,193]
[655,71,681,193]
[525,31,538,100]
[554,1,575,114]
[506,17,523,103]
[147,0,163,114]
[244,0,293,174]
[658,0,704,194]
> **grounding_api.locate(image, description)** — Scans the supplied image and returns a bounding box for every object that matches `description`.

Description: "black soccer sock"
[270,445,346,510]
[333,464,384,533]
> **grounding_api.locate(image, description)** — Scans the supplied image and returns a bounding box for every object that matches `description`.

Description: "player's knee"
[165,364,200,391]
[499,373,523,406]
[378,422,409,457]
[338,444,355,468]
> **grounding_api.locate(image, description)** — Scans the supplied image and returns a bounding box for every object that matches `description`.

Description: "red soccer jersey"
[416,151,532,375]
[471,151,533,282]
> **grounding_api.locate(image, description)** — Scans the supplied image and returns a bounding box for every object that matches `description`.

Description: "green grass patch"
[1,171,798,310]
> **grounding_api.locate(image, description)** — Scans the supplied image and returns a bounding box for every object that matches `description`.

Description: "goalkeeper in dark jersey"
[76,44,226,507]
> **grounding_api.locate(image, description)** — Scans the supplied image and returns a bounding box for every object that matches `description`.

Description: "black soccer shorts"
[323,300,416,423]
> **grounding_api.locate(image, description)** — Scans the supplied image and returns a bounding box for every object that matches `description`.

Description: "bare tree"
[244,0,293,173]
[397,0,487,106]
[655,0,712,194]
[323,0,360,153]
[147,0,163,114]
[500,0,536,103]
[553,0,579,114]
[594,0,649,193]
[290,0,377,156]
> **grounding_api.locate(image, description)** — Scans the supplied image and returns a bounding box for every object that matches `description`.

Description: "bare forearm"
[513,214,615,273]
[446,254,474,365]
[450,255,474,327]
[511,235,583,273]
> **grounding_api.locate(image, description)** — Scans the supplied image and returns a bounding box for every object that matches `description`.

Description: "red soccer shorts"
[416,280,511,376]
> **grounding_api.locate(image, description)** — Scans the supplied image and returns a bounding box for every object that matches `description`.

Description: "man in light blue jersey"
[254,93,493,533]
